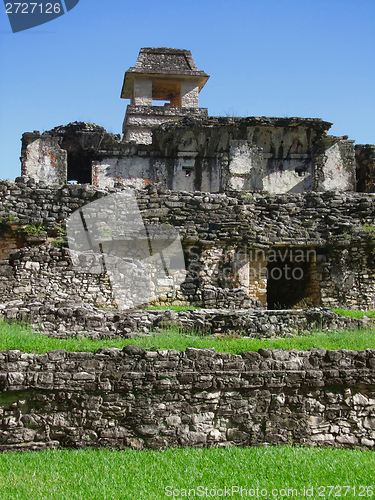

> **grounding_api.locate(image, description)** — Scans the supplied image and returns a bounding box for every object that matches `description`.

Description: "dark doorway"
[67,151,93,184]
[266,247,320,309]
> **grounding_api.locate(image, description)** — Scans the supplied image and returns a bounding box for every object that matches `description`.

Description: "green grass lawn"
[1,320,375,354]
[0,447,374,500]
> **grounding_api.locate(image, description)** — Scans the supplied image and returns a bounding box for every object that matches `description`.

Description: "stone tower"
[121,47,209,144]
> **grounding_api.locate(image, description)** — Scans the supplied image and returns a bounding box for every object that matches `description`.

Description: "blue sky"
[0,0,374,180]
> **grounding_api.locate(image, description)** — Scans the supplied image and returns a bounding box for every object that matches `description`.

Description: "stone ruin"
[7,47,375,315]
[1,48,375,451]
[20,47,375,194]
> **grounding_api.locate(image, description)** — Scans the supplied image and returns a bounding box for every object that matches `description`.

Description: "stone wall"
[1,178,375,309]
[96,117,358,194]
[154,117,332,194]
[0,245,259,310]
[122,106,208,145]
[0,299,369,338]
[20,118,360,194]
[1,346,375,451]
[0,246,116,309]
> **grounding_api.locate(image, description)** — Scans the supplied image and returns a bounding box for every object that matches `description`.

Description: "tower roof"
[121,47,209,99]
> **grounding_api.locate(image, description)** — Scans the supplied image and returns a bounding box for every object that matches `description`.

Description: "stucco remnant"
[21,133,67,186]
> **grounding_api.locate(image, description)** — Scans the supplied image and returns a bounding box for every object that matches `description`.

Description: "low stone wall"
[161,308,372,337]
[0,245,262,311]
[0,346,375,451]
[0,300,371,338]
[0,245,116,309]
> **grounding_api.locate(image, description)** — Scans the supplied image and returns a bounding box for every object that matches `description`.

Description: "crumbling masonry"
[1,48,375,450]
[12,47,375,311]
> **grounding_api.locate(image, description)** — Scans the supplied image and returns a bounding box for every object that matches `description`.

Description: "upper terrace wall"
[1,178,375,309]
[154,117,356,194]
[21,119,358,194]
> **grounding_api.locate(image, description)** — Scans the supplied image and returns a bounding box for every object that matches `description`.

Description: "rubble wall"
[0,300,368,338]
[1,346,375,451]
[1,179,375,309]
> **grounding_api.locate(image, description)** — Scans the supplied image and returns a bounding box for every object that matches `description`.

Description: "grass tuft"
[147,304,200,312]
[333,308,375,319]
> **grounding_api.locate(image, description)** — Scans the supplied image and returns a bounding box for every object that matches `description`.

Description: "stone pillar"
[313,137,356,192]
[224,140,264,191]
[322,139,356,192]
[133,78,152,106]
[248,249,268,307]
[181,81,199,108]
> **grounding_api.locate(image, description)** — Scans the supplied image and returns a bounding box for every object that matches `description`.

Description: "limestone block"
[321,140,356,192]
[22,137,67,186]
[133,78,152,106]
[181,81,199,108]
[364,417,375,430]
[125,129,153,145]
[227,140,263,191]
